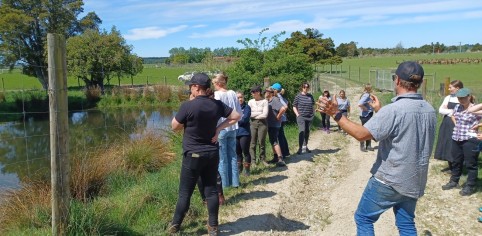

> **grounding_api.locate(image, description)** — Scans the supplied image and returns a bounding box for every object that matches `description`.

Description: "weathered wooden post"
[444,77,451,96]
[263,76,270,88]
[47,33,70,236]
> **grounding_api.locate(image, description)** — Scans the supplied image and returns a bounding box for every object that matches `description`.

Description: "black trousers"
[172,150,219,227]
[236,135,252,163]
[359,112,373,147]
[450,138,480,187]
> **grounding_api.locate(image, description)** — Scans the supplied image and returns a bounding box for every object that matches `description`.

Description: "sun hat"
[395,61,424,82]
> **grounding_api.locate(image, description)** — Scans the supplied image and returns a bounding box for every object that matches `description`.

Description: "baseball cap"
[250,85,262,93]
[185,73,211,87]
[455,88,471,97]
[271,83,282,91]
[395,61,424,82]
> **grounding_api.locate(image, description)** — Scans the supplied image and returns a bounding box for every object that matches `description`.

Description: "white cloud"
[124,25,188,40]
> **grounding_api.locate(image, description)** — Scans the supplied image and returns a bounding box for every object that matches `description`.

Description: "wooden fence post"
[47,33,70,236]
[444,77,450,96]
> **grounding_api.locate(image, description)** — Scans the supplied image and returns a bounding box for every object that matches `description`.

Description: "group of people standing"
[167,61,482,235]
[433,80,482,222]
[167,72,321,235]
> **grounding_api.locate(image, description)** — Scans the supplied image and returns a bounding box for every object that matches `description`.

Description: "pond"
[0,107,175,190]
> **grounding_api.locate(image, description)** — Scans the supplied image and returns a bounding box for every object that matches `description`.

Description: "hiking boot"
[167,222,180,234]
[267,156,279,164]
[276,160,286,167]
[297,149,303,155]
[207,225,219,236]
[442,181,458,190]
[459,185,475,196]
[366,146,374,151]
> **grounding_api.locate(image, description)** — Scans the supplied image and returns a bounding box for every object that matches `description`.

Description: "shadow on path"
[220,213,310,235]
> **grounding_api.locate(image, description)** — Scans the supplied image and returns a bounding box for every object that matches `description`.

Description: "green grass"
[318,52,482,99]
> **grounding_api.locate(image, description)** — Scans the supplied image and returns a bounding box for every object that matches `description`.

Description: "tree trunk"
[35,67,49,90]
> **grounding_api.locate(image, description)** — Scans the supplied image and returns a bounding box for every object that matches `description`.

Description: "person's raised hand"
[369,94,382,112]
[319,97,338,116]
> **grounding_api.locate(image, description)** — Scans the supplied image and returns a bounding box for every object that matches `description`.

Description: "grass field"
[319,52,482,99]
[1,53,480,98]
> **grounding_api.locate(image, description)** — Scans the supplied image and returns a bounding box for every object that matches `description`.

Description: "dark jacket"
[236,102,251,137]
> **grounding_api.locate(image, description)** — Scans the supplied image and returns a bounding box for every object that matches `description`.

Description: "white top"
[248,98,268,120]
[438,95,459,117]
[215,90,242,131]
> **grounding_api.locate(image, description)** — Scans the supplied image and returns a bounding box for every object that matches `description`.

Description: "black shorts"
[267,127,280,146]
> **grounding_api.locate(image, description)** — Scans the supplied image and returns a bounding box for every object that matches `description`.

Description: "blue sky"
[83,0,482,57]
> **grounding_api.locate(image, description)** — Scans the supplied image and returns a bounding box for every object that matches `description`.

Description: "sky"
[83,0,482,57]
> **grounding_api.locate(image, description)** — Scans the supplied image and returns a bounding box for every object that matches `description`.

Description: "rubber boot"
[366,140,374,151]
[360,142,367,152]
[237,161,243,173]
[243,162,251,176]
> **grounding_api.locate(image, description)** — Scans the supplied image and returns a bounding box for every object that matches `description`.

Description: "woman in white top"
[434,80,463,172]
[213,73,242,188]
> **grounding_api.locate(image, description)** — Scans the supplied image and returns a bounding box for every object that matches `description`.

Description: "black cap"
[395,61,424,82]
[250,85,262,93]
[185,73,211,87]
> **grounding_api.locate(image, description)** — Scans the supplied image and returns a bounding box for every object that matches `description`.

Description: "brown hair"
[399,80,422,90]
[363,84,372,93]
[450,80,464,89]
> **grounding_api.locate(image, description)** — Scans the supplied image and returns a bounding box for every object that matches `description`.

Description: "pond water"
[0,107,175,190]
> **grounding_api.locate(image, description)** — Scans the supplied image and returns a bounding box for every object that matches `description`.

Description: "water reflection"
[0,107,175,189]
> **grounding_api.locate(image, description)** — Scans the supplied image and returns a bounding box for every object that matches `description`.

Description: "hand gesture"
[369,94,382,112]
[318,96,338,116]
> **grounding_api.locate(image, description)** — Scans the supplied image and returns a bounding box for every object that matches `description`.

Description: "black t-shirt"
[175,95,233,154]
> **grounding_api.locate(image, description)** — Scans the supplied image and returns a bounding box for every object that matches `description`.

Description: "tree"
[237,28,285,52]
[66,27,142,90]
[336,41,358,58]
[0,0,101,89]
[279,28,336,63]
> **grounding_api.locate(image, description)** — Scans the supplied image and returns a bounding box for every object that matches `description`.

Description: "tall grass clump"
[0,181,51,233]
[153,85,172,102]
[84,85,102,105]
[0,134,175,234]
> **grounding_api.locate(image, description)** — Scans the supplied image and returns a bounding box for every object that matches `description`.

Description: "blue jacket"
[236,102,251,137]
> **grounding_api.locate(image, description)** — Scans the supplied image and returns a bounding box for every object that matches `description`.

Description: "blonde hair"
[363,84,372,93]
[213,72,228,86]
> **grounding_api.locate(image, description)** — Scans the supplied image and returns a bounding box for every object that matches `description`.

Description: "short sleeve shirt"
[358,93,373,117]
[267,97,283,128]
[336,97,350,111]
[175,95,233,154]
[364,93,436,199]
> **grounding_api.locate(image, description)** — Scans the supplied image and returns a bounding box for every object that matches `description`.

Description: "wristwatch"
[333,111,344,122]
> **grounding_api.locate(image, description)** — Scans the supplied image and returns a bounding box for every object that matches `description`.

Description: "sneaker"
[297,149,302,155]
[367,146,374,151]
[267,157,279,164]
[207,225,219,236]
[459,185,475,196]
[167,223,180,234]
[276,160,286,167]
[442,181,458,190]
[478,217,482,223]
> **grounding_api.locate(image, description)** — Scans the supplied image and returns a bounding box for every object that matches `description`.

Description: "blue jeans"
[218,130,239,188]
[355,177,418,236]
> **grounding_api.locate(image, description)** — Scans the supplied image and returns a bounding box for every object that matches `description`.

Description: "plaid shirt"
[452,104,481,141]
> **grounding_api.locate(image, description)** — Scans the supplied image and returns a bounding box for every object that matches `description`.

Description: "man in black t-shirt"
[168,73,240,235]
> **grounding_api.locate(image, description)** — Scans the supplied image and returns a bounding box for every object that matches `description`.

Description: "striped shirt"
[293,93,315,118]
[452,104,481,141]
[364,93,436,199]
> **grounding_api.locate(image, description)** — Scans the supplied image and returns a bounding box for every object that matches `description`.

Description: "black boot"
[366,140,374,151]
[360,142,367,152]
